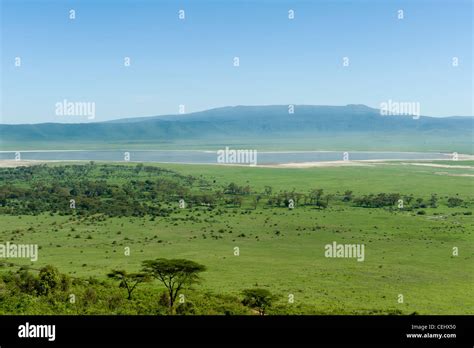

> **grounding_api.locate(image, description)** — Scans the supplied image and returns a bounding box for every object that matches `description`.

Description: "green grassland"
[0,161,472,315]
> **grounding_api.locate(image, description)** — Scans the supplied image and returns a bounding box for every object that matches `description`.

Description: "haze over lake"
[0,150,454,164]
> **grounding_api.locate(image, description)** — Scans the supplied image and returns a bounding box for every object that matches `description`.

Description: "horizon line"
[1,103,473,126]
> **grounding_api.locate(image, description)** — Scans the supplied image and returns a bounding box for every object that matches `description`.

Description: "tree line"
[0,164,468,217]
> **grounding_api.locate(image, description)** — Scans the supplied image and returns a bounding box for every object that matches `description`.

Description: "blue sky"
[1,0,472,124]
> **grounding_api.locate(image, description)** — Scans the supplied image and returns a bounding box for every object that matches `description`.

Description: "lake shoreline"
[1,155,473,169]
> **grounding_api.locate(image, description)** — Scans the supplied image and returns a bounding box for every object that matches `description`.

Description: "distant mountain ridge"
[1,105,472,152]
[104,104,381,123]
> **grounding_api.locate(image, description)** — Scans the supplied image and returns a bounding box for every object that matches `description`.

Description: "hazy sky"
[1,0,472,124]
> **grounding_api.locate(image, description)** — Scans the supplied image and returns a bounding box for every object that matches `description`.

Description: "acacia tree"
[309,189,325,208]
[263,186,273,196]
[107,270,149,300]
[241,288,275,315]
[403,194,414,205]
[232,195,243,207]
[429,194,438,208]
[252,195,262,209]
[142,259,206,313]
[342,190,353,202]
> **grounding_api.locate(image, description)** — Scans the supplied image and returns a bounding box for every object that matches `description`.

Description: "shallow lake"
[0,150,454,165]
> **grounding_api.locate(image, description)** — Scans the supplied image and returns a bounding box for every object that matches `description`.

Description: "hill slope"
[1,105,472,152]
